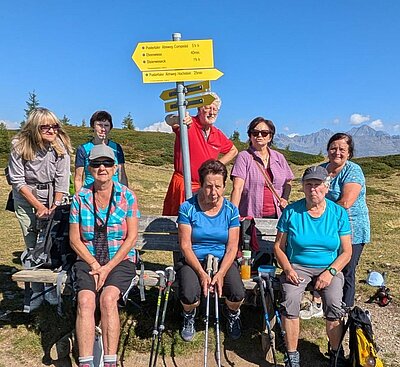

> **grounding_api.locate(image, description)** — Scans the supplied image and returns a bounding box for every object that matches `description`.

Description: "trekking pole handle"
[206,254,213,274]
[156,270,166,288]
[165,266,176,284]
[212,257,219,274]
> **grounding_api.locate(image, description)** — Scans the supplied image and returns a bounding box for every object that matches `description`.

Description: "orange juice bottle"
[240,250,252,280]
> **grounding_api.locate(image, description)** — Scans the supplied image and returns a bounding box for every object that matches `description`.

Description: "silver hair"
[208,92,222,110]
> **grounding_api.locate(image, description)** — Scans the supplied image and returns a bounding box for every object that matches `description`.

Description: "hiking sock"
[104,354,117,367]
[78,356,94,367]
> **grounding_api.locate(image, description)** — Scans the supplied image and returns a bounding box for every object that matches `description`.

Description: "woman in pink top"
[230,117,294,218]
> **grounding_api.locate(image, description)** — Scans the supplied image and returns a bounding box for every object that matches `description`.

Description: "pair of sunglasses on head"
[89,160,115,168]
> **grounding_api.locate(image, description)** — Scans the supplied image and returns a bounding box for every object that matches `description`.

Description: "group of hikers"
[7,93,370,367]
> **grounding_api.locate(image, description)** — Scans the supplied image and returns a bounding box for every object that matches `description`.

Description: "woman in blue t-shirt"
[274,166,352,367]
[176,159,245,342]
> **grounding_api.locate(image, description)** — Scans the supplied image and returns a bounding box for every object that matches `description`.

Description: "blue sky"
[1,0,399,139]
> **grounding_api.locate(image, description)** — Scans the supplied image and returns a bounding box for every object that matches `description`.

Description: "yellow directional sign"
[143,68,223,84]
[132,40,214,71]
[159,81,211,101]
[165,94,216,112]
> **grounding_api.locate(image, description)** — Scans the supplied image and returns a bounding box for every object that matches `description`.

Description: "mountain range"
[274,125,400,157]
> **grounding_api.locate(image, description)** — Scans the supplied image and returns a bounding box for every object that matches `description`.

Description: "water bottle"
[240,250,251,280]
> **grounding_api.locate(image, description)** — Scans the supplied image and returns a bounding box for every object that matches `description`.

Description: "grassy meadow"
[0,127,399,366]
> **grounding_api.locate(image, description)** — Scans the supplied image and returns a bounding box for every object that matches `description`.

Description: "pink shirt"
[231,147,294,218]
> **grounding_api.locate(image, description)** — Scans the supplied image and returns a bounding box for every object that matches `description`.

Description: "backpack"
[21,204,76,270]
[342,306,384,367]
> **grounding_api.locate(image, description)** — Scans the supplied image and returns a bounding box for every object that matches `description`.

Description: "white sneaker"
[299,302,323,320]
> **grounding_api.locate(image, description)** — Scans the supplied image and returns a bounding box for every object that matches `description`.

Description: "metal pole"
[172,32,192,200]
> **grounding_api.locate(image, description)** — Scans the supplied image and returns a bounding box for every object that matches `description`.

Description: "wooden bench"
[12,215,278,304]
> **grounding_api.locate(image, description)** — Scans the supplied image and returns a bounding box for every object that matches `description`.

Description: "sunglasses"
[40,124,60,132]
[250,130,271,137]
[89,160,115,168]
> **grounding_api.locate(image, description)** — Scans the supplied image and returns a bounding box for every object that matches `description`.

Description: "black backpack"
[340,306,383,367]
[21,204,76,270]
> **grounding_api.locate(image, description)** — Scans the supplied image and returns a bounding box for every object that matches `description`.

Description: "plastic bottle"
[240,250,252,280]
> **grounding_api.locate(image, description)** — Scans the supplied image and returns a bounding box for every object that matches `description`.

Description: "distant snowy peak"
[274,125,400,157]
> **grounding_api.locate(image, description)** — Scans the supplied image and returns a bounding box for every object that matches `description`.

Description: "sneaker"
[284,350,300,367]
[329,348,347,367]
[299,302,323,320]
[181,309,196,342]
[226,308,241,340]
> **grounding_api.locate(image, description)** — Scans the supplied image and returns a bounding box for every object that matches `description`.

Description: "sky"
[1,0,400,140]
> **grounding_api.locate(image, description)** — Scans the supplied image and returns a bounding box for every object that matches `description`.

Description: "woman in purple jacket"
[231,117,294,218]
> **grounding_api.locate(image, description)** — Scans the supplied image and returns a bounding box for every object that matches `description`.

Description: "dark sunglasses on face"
[250,130,271,137]
[89,160,115,168]
[40,124,60,132]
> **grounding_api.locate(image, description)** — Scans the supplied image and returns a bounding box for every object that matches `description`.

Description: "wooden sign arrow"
[165,93,216,112]
[159,81,211,101]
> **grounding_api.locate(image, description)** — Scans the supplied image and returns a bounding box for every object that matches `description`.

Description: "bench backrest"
[136,215,278,254]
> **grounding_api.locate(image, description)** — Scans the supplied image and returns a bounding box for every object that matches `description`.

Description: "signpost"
[132,40,214,71]
[132,33,223,200]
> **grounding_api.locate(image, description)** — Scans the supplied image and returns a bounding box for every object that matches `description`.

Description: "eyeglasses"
[250,130,271,138]
[89,160,115,168]
[40,124,60,132]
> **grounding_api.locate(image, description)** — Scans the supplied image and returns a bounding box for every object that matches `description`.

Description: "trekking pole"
[255,276,277,366]
[212,256,221,367]
[149,271,166,367]
[262,273,292,367]
[204,254,214,367]
[152,266,175,367]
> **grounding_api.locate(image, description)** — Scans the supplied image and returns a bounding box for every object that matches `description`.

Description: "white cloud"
[333,118,340,125]
[350,113,370,125]
[369,119,384,130]
[287,133,299,138]
[283,126,290,132]
[141,121,172,133]
[393,124,400,133]
[0,119,19,129]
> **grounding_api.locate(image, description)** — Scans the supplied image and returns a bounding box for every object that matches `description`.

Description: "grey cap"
[89,144,115,161]
[302,166,329,181]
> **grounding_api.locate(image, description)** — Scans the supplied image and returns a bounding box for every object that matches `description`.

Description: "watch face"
[329,267,337,276]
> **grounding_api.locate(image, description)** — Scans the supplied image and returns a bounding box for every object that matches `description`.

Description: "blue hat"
[366,271,385,287]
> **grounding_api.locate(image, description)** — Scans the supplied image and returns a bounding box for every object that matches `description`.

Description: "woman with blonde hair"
[8,107,72,309]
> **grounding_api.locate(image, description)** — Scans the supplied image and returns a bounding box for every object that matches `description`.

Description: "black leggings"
[176,259,245,305]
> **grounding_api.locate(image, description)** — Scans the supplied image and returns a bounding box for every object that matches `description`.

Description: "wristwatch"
[327,266,337,276]
[54,200,62,207]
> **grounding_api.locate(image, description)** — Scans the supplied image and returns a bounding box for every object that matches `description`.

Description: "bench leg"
[23,282,32,313]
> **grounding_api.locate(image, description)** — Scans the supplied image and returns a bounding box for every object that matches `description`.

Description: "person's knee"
[77,292,96,315]
[100,287,120,312]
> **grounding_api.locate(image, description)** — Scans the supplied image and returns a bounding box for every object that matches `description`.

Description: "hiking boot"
[329,348,347,367]
[181,309,196,342]
[299,302,323,320]
[226,308,241,340]
[284,350,300,367]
